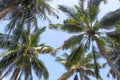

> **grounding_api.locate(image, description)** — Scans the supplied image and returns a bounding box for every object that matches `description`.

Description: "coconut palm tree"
[0,27,55,80]
[0,0,58,40]
[0,0,58,20]
[50,0,120,79]
[56,49,103,80]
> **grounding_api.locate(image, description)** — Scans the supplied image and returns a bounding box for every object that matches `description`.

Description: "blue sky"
[1,0,120,80]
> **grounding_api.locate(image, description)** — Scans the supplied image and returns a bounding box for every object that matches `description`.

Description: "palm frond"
[87,0,101,22]
[59,5,75,18]
[30,27,46,47]
[0,50,17,58]
[31,57,49,80]
[62,18,85,33]
[66,44,85,66]
[56,57,67,65]
[0,65,15,80]
[63,34,84,49]
[82,53,93,64]
[33,45,56,55]
[100,9,120,27]
[10,64,21,80]
[0,49,22,71]
[0,33,18,49]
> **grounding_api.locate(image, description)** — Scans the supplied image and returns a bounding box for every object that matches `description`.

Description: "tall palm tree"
[56,49,103,80]
[0,27,55,80]
[50,0,120,79]
[0,0,58,40]
[0,0,58,20]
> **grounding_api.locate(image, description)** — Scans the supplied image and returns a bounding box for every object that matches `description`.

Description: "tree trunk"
[93,36,120,80]
[79,72,83,80]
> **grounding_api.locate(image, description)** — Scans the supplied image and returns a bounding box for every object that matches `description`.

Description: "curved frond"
[63,34,84,49]
[59,5,75,18]
[0,49,22,71]
[31,57,49,80]
[87,0,101,21]
[33,45,56,55]
[100,9,120,27]
[66,44,85,66]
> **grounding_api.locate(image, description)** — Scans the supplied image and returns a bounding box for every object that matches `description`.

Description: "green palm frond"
[82,53,93,64]
[30,27,46,47]
[31,57,49,80]
[33,45,56,55]
[107,27,120,49]
[0,50,18,58]
[100,9,120,27]
[87,0,101,22]
[10,64,22,80]
[0,33,18,49]
[95,37,106,47]
[0,64,15,80]
[66,45,85,67]
[56,57,67,65]
[63,34,84,49]
[0,49,22,71]
[58,5,75,18]
[62,18,85,33]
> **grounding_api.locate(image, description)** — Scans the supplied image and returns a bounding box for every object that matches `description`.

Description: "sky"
[1,0,120,80]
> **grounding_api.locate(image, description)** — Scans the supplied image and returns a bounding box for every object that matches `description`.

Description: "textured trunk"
[79,72,83,80]
[93,36,120,80]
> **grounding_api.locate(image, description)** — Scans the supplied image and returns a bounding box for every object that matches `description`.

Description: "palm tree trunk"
[79,72,83,80]
[92,36,120,79]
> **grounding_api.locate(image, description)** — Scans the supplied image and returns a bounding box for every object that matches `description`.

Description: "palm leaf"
[100,9,120,27]
[63,34,84,49]
[66,44,85,67]
[0,49,22,71]
[0,64,15,80]
[30,27,46,47]
[33,45,55,55]
[59,5,75,18]
[0,33,18,49]
[87,0,101,22]
[10,64,21,80]
[31,57,49,79]
[62,18,85,33]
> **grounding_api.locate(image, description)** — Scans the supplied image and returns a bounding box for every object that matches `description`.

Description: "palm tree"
[0,0,58,20]
[56,49,103,80]
[0,0,58,40]
[0,27,55,80]
[50,0,120,79]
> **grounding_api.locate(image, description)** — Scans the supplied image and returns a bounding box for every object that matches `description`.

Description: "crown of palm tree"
[0,27,56,80]
[57,50,103,80]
